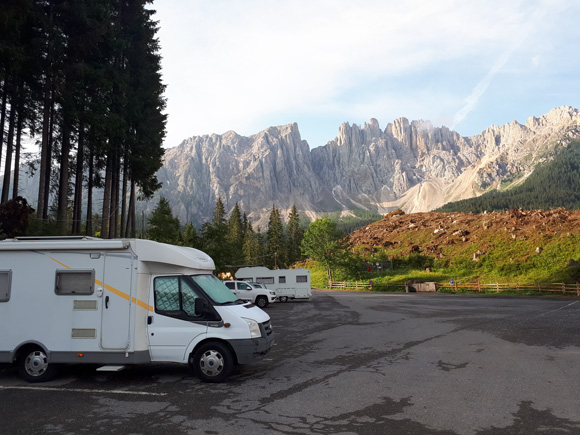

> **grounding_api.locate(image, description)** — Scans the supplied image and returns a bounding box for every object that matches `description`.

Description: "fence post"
[477,280,481,292]
[562,283,565,295]
[454,281,458,292]
[577,282,580,297]
[496,283,499,293]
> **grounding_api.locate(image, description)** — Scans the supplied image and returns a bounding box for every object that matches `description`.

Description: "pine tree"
[146,197,180,244]
[212,197,226,226]
[266,205,285,268]
[201,197,230,273]
[182,222,198,248]
[227,202,244,252]
[243,222,264,266]
[286,204,304,265]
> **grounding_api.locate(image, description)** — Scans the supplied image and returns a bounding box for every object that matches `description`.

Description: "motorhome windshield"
[190,274,238,304]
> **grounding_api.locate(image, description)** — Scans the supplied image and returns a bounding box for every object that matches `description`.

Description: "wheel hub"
[199,350,224,377]
[25,351,48,377]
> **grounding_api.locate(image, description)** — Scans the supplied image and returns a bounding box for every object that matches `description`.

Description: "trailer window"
[296,275,308,283]
[257,277,274,285]
[0,270,11,302]
[55,270,94,295]
[279,276,286,284]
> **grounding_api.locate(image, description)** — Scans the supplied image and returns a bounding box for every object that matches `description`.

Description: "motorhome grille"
[262,320,273,336]
[71,328,97,339]
[73,300,98,310]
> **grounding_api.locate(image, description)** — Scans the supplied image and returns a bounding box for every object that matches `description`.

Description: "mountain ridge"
[154,106,580,227]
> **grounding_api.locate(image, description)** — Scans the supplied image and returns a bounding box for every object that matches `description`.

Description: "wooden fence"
[437,281,580,296]
[328,281,404,291]
[328,281,580,296]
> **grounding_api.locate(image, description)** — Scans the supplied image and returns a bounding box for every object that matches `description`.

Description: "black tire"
[190,342,234,383]
[18,346,58,383]
[255,296,268,308]
[279,296,288,303]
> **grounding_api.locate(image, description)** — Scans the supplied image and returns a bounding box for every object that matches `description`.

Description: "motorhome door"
[148,275,207,362]
[100,253,133,350]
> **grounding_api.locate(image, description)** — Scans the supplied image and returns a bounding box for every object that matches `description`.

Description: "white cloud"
[153,0,579,147]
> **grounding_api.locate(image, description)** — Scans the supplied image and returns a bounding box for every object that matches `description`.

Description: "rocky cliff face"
[156,106,580,226]
[158,123,322,225]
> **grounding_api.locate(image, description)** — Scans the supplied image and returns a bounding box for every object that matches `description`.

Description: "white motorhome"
[0,237,274,383]
[235,267,311,302]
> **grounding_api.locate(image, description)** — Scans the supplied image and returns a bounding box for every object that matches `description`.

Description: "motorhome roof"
[0,238,215,271]
[0,237,128,251]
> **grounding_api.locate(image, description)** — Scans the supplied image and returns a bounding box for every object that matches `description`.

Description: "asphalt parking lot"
[1,290,580,434]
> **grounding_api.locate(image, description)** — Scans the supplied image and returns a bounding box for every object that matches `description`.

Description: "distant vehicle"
[223,280,277,308]
[235,267,311,302]
[0,237,274,383]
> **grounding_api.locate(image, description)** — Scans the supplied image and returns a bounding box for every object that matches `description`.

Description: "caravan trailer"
[235,266,311,302]
[0,237,274,383]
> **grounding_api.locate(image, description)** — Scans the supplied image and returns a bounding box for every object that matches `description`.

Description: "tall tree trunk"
[72,121,85,234]
[108,149,120,238]
[101,153,113,238]
[42,99,55,219]
[12,89,24,200]
[0,83,7,170]
[126,179,136,238]
[57,115,71,234]
[120,156,128,237]
[1,89,16,204]
[37,3,54,220]
[85,147,94,236]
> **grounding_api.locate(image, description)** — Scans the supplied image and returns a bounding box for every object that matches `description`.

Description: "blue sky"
[152,0,580,150]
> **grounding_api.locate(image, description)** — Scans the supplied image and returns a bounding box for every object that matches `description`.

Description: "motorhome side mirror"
[195,298,210,316]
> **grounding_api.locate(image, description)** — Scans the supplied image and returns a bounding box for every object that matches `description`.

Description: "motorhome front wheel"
[191,342,234,383]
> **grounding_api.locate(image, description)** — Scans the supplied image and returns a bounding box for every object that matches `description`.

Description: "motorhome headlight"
[243,318,262,339]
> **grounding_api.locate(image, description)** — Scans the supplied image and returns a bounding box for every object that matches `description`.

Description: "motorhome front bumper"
[230,332,275,364]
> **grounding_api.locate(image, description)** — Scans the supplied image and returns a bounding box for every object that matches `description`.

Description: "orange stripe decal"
[50,257,71,269]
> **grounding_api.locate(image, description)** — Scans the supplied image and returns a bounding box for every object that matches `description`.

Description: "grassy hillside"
[304,209,580,289]
[438,140,580,213]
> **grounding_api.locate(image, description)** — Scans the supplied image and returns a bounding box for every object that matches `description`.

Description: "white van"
[0,237,274,383]
[235,267,311,302]
[223,280,277,307]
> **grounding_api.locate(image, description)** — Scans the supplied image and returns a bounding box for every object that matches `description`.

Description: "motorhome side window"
[55,270,94,295]
[257,277,274,285]
[296,275,308,283]
[279,276,286,284]
[0,270,11,302]
[154,276,201,318]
